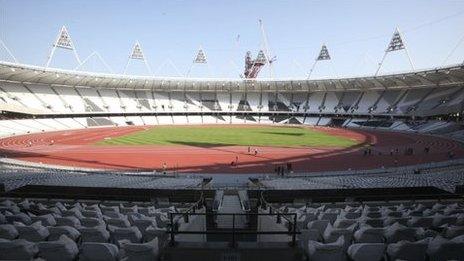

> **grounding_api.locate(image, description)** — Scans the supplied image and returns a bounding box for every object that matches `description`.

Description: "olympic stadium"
[1,1,464,260]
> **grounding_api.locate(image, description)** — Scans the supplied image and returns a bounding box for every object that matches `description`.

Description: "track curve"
[0,125,463,174]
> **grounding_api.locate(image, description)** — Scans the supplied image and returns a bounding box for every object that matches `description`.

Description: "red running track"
[0,125,463,174]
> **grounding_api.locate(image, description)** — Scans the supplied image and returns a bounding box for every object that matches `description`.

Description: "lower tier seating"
[0,197,192,260]
[272,199,464,260]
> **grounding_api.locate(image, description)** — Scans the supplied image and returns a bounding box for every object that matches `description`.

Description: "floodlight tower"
[375,27,414,76]
[45,26,81,68]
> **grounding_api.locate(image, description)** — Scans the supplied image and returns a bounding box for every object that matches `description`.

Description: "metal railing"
[167,190,300,247]
[168,212,300,247]
[259,190,301,240]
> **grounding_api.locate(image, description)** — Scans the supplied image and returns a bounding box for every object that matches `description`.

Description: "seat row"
[0,197,186,260]
[274,200,464,260]
[0,235,160,261]
[305,234,464,261]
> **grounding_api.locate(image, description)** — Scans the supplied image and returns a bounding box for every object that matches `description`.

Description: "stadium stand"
[1,184,463,260]
[1,48,464,260]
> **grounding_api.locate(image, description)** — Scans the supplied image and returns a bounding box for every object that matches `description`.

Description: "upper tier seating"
[1,81,463,116]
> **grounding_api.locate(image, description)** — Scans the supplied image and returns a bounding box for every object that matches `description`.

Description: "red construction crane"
[243,50,275,79]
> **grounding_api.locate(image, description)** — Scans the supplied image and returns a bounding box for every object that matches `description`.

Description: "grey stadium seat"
[408,216,434,228]
[318,211,339,224]
[384,222,421,243]
[298,229,322,248]
[30,213,57,226]
[79,242,120,261]
[432,213,458,227]
[118,238,160,261]
[0,238,39,260]
[143,225,167,243]
[386,237,431,261]
[323,223,356,248]
[48,225,81,241]
[15,221,50,242]
[131,216,158,234]
[82,209,103,219]
[108,225,142,244]
[347,243,386,261]
[79,226,111,243]
[105,217,131,228]
[307,219,330,237]
[5,212,32,224]
[0,224,18,240]
[444,225,464,239]
[80,217,106,227]
[360,217,384,228]
[333,218,358,229]
[37,235,79,261]
[353,225,385,243]
[427,235,464,261]
[306,236,347,261]
[56,216,81,228]
[62,208,85,219]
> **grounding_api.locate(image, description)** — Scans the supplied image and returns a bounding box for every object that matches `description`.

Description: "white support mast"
[74,51,114,73]
[155,59,183,77]
[307,60,318,80]
[442,32,464,66]
[292,59,306,76]
[45,26,81,68]
[375,27,414,76]
[167,59,183,77]
[259,19,276,79]
[231,34,241,78]
[0,39,18,63]
[397,27,415,71]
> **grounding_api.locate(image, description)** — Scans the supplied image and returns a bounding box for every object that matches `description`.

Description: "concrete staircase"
[216,194,247,229]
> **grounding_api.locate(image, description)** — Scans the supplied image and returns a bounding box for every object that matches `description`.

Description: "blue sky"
[1,0,463,79]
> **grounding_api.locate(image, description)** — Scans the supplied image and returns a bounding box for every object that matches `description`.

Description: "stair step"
[217,195,247,229]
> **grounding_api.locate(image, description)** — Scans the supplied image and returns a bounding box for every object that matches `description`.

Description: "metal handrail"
[168,212,300,247]
[260,190,297,222]
[170,189,205,225]
[259,190,299,245]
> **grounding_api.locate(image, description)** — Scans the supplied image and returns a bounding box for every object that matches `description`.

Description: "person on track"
[162,162,167,174]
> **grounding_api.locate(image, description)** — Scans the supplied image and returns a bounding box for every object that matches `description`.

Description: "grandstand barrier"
[251,187,456,204]
[2,184,215,203]
[456,185,464,195]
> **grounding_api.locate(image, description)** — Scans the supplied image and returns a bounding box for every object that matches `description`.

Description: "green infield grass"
[97,125,359,148]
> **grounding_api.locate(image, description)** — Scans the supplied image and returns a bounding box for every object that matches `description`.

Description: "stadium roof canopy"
[0,61,463,92]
